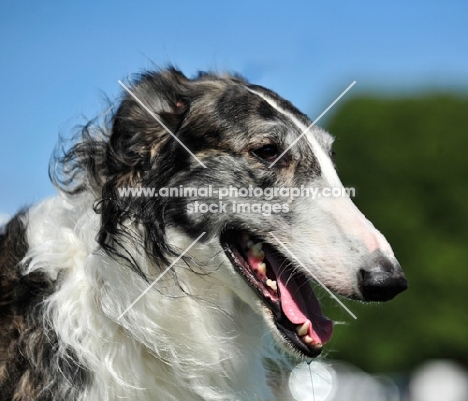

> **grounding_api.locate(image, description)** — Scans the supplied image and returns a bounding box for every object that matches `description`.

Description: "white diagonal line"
[269,232,357,319]
[117,80,207,168]
[269,81,356,168]
[117,232,206,320]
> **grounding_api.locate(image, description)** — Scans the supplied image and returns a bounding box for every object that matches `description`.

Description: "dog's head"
[72,68,407,358]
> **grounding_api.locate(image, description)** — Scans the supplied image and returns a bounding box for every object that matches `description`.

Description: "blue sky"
[1,1,467,219]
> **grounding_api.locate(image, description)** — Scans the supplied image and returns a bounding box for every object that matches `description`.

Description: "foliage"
[320,94,468,373]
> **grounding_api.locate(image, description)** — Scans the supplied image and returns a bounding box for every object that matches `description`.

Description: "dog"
[0,68,407,400]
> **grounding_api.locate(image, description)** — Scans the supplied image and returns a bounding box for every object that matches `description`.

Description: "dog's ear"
[96,69,192,269]
[107,68,191,177]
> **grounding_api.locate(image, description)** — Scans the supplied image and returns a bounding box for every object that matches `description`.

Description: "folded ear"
[108,68,191,176]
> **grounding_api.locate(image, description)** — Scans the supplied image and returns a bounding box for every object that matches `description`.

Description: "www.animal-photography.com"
[1,2,467,400]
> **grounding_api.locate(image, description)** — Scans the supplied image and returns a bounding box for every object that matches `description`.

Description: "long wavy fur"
[8,67,291,400]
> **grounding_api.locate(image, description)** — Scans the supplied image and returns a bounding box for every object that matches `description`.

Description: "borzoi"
[0,68,407,400]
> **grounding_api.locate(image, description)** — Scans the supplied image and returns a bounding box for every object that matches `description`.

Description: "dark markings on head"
[51,67,331,278]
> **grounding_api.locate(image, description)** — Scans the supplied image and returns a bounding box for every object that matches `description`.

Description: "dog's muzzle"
[359,255,408,301]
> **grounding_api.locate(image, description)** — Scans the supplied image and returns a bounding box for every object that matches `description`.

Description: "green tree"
[321,95,468,373]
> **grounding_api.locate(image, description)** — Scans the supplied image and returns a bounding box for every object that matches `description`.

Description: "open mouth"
[221,229,333,358]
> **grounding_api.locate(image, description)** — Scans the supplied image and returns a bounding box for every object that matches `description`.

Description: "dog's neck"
[24,195,292,400]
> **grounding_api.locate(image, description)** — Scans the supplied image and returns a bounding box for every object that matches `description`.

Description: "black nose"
[359,256,408,301]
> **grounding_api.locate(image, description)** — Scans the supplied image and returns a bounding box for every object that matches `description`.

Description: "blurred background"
[1,1,467,400]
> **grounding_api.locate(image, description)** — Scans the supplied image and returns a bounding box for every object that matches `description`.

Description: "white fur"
[24,194,294,401]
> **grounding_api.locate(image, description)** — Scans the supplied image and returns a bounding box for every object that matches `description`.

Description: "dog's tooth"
[247,240,254,248]
[266,279,277,291]
[303,335,313,344]
[257,262,266,274]
[296,320,310,337]
[250,242,264,259]
[250,242,262,252]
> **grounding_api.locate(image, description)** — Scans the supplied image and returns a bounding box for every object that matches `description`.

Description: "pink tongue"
[246,246,333,345]
[270,261,333,345]
[277,280,310,324]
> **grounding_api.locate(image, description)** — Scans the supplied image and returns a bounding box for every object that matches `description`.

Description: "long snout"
[359,254,408,301]
[291,194,408,301]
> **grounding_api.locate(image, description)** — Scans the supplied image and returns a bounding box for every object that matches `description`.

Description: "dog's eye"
[251,144,279,163]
